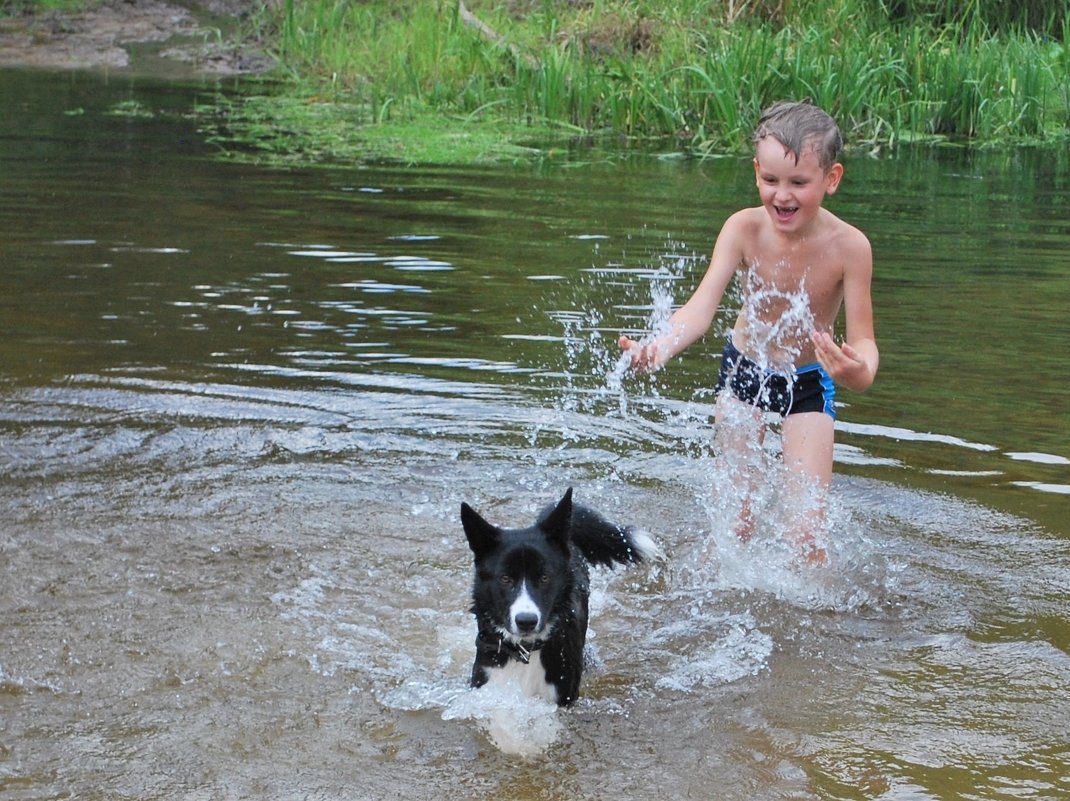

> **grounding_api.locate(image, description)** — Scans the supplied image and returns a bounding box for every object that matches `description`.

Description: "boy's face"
[753,136,843,234]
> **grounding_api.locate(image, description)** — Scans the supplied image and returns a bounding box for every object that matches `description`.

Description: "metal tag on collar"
[515,641,531,664]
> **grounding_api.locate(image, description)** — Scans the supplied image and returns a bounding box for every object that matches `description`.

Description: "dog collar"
[476,631,545,665]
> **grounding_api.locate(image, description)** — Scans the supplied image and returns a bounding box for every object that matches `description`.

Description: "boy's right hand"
[618,335,662,372]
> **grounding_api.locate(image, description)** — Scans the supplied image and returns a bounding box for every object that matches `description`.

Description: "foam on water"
[650,609,774,692]
[0,663,64,695]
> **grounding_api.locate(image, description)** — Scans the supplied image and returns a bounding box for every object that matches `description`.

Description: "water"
[2,68,1069,799]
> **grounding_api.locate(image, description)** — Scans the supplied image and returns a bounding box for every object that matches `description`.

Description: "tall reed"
[252,0,1068,157]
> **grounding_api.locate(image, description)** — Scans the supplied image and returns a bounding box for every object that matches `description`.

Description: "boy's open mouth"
[774,204,799,221]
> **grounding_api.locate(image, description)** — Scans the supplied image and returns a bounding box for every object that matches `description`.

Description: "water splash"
[278,571,565,758]
[736,267,817,373]
[603,349,636,416]
[674,453,899,611]
[603,261,683,415]
[581,255,898,611]
[547,257,689,421]
[376,675,563,757]
[652,610,774,692]
[555,307,606,413]
[441,682,563,757]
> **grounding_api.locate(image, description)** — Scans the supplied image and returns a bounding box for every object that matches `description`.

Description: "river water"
[1,68,1068,800]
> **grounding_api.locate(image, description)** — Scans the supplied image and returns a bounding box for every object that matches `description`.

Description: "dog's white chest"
[484,655,557,704]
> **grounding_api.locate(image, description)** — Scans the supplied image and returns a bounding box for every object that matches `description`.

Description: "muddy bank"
[0,0,272,74]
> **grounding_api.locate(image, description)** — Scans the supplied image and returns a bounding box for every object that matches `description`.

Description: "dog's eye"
[539,574,551,585]
[499,574,514,586]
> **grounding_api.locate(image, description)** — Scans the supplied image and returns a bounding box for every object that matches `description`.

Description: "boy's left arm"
[813,234,879,392]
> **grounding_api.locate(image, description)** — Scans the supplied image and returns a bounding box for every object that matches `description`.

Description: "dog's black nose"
[514,612,539,634]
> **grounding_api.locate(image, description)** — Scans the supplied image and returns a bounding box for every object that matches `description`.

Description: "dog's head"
[461,488,574,642]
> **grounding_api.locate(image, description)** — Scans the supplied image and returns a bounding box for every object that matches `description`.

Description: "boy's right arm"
[620,211,747,371]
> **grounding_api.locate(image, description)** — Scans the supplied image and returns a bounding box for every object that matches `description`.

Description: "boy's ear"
[825,162,844,194]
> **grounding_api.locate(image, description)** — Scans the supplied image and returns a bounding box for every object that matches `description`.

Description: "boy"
[619,100,878,560]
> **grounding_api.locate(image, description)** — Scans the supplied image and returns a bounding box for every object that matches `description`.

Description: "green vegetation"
[107,100,156,119]
[0,0,101,13]
[211,0,1070,165]
[201,91,563,164]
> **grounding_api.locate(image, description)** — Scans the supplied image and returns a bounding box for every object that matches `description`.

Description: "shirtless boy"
[619,100,879,559]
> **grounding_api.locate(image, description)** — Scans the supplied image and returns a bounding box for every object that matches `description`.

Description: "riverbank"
[0,0,271,74]
[3,0,1068,165]
[206,0,1070,165]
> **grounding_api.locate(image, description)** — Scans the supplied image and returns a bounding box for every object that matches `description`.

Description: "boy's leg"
[780,411,835,562]
[780,411,835,487]
[713,394,767,541]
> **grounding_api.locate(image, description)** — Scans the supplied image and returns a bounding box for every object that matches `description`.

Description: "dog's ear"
[461,502,500,557]
[540,487,573,551]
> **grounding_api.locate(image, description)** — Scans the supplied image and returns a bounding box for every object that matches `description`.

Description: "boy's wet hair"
[753,99,843,170]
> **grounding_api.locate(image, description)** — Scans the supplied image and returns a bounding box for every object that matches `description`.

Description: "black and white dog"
[460,488,656,706]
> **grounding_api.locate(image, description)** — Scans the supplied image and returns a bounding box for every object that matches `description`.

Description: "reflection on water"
[2,69,1069,799]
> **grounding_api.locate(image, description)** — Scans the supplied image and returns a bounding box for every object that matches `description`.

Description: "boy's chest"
[743,241,843,307]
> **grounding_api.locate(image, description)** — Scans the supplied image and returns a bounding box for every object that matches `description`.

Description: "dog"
[460,487,656,706]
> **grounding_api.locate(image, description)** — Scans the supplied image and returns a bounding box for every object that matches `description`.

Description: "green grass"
[205,0,1070,165]
[0,0,101,13]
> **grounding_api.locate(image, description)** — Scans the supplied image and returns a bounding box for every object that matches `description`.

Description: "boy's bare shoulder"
[721,206,767,235]
[822,209,872,257]
[732,206,768,224]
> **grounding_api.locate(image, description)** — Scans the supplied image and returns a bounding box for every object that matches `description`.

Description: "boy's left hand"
[812,331,872,391]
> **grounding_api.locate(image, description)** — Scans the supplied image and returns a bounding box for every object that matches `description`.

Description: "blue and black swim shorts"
[715,338,836,418]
